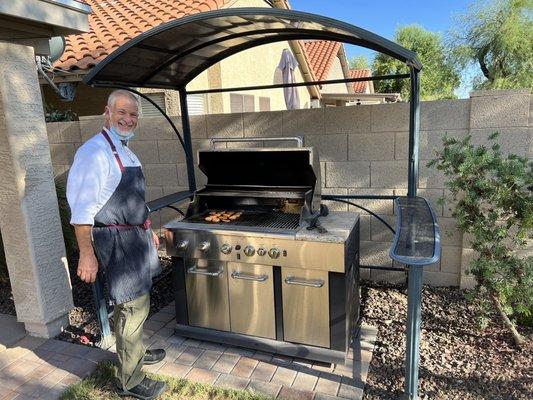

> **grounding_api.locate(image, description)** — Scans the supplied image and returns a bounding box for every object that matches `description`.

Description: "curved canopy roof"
[83,8,422,89]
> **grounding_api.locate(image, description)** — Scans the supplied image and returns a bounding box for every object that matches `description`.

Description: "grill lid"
[198,148,318,188]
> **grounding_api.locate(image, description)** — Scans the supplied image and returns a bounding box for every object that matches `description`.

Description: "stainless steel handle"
[231,271,268,282]
[284,276,324,288]
[187,266,223,277]
[210,137,303,148]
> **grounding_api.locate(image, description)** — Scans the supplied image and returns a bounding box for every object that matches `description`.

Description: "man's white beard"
[112,122,134,137]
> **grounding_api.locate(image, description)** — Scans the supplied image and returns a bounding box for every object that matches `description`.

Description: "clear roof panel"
[84,8,421,89]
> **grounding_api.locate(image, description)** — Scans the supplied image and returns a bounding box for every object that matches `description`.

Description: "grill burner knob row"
[220,244,232,254]
[198,241,210,252]
[243,245,255,257]
[257,247,267,256]
[268,248,280,259]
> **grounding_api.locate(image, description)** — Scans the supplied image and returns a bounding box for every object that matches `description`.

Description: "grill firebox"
[183,209,301,231]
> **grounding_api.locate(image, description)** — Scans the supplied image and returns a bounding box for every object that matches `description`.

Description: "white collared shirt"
[67,127,142,225]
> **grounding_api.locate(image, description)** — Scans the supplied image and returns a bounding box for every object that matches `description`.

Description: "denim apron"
[92,130,161,305]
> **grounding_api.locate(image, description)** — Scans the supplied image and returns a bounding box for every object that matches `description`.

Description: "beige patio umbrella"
[278,48,300,110]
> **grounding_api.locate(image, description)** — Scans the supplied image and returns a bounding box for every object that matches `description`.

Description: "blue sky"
[290,0,473,60]
[289,0,476,96]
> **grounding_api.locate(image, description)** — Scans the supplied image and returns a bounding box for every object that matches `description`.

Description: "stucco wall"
[46,89,532,287]
[321,56,350,94]
[212,0,312,113]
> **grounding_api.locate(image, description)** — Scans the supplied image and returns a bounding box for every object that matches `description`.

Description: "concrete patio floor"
[0,305,377,400]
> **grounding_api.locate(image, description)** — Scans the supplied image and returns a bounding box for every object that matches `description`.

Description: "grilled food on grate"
[205,210,242,223]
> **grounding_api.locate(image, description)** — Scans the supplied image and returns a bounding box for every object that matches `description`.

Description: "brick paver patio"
[0,304,377,399]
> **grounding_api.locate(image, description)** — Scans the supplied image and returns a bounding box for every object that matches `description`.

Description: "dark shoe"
[143,348,166,365]
[117,377,166,400]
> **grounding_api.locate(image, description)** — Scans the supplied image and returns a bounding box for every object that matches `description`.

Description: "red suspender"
[101,130,125,173]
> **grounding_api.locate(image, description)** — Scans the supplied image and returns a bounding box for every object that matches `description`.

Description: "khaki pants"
[114,293,150,390]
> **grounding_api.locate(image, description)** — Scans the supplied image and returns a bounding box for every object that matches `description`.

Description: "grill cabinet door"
[228,263,276,339]
[282,267,330,348]
[185,260,230,331]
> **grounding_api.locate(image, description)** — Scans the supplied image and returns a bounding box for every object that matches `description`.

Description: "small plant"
[45,104,78,122]
[428,132,532,346]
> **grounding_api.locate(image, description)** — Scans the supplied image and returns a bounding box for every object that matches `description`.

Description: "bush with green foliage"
[45,104,78,122]
[448,0,533,90]
[428,133,532,346]
[373,24,460,100]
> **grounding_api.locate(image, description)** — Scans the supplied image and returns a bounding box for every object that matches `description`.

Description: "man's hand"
[73,224,99,284]
[152,231,160,249]
[77,252,99,283]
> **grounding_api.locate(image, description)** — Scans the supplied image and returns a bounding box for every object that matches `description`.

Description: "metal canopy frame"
[83,8,427,400]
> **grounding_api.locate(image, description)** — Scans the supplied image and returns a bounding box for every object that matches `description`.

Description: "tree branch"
[489,291,525,347]
[477,46,493,81]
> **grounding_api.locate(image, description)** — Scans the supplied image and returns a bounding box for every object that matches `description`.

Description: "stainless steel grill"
[165,138,360,365]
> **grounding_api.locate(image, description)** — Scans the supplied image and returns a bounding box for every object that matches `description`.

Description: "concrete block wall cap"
[78,115,104,120]
[470,89,531,98]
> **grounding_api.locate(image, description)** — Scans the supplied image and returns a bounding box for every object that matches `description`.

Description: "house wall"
[213,0,312,113]
[321,56,350,94]
[46,89,532,287]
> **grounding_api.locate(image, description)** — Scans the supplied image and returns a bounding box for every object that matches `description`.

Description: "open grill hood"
[198,148,319,189]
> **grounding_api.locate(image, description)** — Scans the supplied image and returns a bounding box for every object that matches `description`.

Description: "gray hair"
[107,89,142,114]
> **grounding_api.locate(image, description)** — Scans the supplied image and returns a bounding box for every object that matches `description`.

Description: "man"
[67,90,167,400]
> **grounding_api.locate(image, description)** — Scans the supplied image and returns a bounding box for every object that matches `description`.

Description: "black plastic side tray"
[146,190,193,213]
[390,196,441,266]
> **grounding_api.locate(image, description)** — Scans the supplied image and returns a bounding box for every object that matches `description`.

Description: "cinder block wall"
[46,89,532,287]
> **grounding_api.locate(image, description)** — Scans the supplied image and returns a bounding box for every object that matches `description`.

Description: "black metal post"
[91,274,112,347]
[405,65,423,400]
[407,67,420,197]
[179,88,197,192]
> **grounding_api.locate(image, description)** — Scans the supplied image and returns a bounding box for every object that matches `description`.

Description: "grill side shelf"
[389,196,441,266]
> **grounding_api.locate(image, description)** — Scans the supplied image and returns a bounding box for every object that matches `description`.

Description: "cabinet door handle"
[284,276,324,288]
[187,266,223,277]
[231,271,268,282]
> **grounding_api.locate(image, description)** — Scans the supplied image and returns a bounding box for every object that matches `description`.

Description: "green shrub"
[45,104,77,122]
[428,132,533,345]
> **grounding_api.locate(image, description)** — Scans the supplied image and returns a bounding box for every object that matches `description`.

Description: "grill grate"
[183,210,301,230]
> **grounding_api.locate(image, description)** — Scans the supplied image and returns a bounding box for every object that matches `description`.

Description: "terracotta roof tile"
[302,40,341,82]
[348,68,372,93]
[55,0,233,71]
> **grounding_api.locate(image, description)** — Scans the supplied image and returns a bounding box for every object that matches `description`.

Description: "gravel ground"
[0,279,15,316]
[361,282,533,400]
[1,267,531,399]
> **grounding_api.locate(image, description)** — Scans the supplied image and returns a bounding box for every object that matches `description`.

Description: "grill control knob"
[243,245,255,256]
[268,248,280,259]
[198,241,210,252]
[257,248,267,256]
[220,244,232,255]
[176,240,189,251]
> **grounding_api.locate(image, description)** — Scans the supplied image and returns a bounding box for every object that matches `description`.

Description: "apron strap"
[101,130,125,173]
